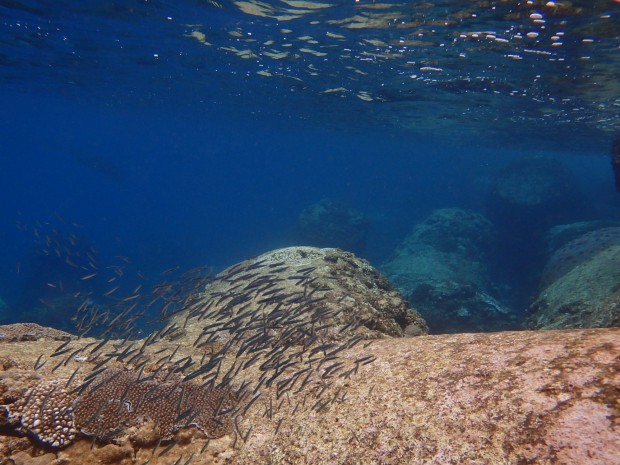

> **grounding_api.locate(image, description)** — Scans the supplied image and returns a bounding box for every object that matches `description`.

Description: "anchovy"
[158,440,177,457]
[33,354,46,371]
[50,346,73,358]
[65,367,80,388]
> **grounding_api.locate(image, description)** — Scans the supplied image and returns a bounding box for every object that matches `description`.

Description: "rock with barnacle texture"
[166,246,428,347]
[0,323,73,343]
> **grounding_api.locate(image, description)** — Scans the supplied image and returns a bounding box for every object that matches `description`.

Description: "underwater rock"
[526,226,620,329]
[488,156,580,215]
[236,328,620,465]
[0,327,617,465]
[544,220,620,255]
[9,451,56,465]
[169,246,428,343]
[383,208,514,333]
[0,323,73,343]
[612,134,620,192]
[0,246,429,457]
[295,199,369,255]
[486,156,583,292]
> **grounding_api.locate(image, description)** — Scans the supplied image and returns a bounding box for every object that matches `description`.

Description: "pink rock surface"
[236,328,620,465]
[0,328,618,465]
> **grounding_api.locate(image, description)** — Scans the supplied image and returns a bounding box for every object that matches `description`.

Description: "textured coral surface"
[0,327,617,465]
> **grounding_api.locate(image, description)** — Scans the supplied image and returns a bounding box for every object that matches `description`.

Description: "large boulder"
[168,246,429,344]
[526,226,620,329]
[544,220,620,254]
[0,326,617,465]
[486,156,583,292]
[294,199,369,255]
[383,208,515,333]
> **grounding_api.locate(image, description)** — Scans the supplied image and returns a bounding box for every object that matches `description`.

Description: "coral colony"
[1,246,415,461]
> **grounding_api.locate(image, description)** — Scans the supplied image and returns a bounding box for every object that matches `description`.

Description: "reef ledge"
[0,327,617,465]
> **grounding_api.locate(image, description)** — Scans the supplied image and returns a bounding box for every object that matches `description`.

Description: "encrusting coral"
[73,368,236,442]
[2,378,77,449]
[1,367,237,449]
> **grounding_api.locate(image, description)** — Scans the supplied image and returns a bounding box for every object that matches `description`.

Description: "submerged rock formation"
[0,246,429,463]
[0,325,617,465]
[0,323,73,343]
[383,208,514,333]
[543,220,620,255]
[486,156,583,294]
[294,199,369,255]
[0,246,616,464]
[527,226,620,329]
[487,156,581,229]
[168,246,429,343]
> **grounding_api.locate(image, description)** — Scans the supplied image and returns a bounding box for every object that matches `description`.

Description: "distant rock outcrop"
[526,226,620,329]
[544,220,620,255]
[0,323,73,342]
[294,199,369,255]
[486,156,583,292]
[383,208,514,333]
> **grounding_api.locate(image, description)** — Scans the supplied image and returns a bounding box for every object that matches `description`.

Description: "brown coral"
[72,368,235,442]
[1,366,236,450]
[3,378,77,449]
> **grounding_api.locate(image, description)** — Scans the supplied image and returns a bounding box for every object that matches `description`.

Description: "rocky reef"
[487,156,581,229]
[294,199,369,255]
[0,326,617,465]
[0,245,617,465]
[0,323,72,343]
[167,246,429,344]
[543,220,620,255]
[526,226,620,329]
[383,208,514,333]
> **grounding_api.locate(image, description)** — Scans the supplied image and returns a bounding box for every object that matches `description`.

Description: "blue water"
[1,0,619,331]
